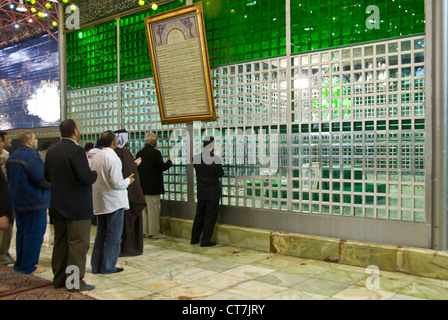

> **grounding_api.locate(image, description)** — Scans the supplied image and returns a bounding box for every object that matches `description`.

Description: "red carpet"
[0,266,95,300]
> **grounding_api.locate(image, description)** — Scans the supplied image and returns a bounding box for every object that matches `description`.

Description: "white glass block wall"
[67,35,427,223]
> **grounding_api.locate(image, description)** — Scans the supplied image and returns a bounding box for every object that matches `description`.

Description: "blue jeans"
[14,209,47,274]
[91,208,124,274]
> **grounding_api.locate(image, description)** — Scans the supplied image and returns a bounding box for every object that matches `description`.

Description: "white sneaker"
[150,234,167,239]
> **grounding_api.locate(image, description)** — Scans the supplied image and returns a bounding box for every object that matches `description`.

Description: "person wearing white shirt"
[90,130,135,274]
[87,138,103,167]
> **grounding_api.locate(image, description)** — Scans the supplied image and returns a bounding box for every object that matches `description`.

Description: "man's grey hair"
[145,132,157,145]
[17,131,34,146]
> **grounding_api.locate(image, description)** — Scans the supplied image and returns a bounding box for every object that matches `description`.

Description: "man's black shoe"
[200,242,216,247]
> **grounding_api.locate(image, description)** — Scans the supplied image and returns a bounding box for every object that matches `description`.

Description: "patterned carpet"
[0,266,94,300]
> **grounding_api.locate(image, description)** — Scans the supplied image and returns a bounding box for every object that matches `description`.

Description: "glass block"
[401,210,412,221]
[67,20,118,89]
[415,39,425,50]
[414,212,425,223]
[389,210,400,220]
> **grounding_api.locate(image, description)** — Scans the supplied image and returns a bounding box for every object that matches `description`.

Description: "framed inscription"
[144,2,217,125]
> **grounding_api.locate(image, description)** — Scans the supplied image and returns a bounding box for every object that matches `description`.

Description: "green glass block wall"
[67,0,426,87]
[119,0,186,82]
[197,0,286,67]
[290,0,425,54]
[66,20,118,89]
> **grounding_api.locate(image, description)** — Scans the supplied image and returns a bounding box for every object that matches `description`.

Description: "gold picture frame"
[144,2,217,125]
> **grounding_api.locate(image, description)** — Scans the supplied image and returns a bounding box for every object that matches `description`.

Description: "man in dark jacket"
[44,119,97,291]
[0,131,14,266]
[114,130,146,257]
[0,134,13,233]
[136,132,173,239]
[6,131,51,274]
[191,137,224,247]
[0,169,12,232]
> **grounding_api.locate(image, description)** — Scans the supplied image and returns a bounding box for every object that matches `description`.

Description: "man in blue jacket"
[6,131,50,274]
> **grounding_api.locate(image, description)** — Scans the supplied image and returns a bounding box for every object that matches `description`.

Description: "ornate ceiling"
[0,0,174,49]
[0,0,59,49]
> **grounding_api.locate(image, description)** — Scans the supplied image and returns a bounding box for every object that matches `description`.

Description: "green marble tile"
[167,267,217,282]
[281,260,335,277]
[292,278,351,297]
[226,280,288,300]
[397,247,448,281]
[266,289,328,300]
[315,267,368,285]
[250,254,304,270]
[14,218,448,300]
[202,291,254,300]
[339,240,397,272]
[223,264,276,280]
[168,253,214,267]
[332,285,395,300]
[160,217,271,253]
[88,284,155,300]
[256,271,310,288]
[161,283,220,300]
[398,277,448,300]
[388,294,427,300]
[160,217,193,240]
[137,275,185,293]
[153,217,448,285]
[215,224,271,253]
[214,248,270,264]
[271,231,340,262]
[198,245,241,258]
[195,258,243,273]
[193,273,246,290]
[354,270,417,293]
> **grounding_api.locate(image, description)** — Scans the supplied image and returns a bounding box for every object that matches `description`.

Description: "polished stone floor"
[9,221,448,300]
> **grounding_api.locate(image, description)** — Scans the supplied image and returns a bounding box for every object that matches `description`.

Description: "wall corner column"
[58,3,68,121]
[431,0,448,250]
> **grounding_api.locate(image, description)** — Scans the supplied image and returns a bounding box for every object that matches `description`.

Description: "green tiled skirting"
[160,216,448,281]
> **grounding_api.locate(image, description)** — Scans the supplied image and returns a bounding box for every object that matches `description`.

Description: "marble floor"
[8,222,448,300]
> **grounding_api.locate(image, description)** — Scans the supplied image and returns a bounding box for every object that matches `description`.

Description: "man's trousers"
[191,199,220,246]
